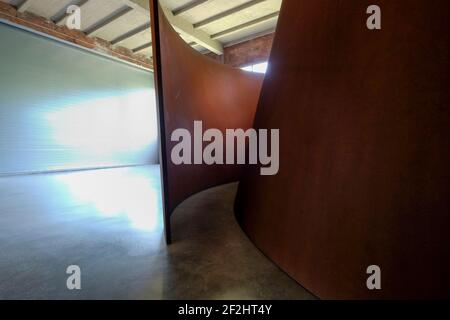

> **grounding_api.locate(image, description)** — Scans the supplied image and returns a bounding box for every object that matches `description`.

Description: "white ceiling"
[1,0,282,58]
[162,0,281,52]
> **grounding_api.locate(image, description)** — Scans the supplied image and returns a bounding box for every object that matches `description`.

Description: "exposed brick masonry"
[207,33,275,68]
[0,1,273,70]
[0,2,153,69]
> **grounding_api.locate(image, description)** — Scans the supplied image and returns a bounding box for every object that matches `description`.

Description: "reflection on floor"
[0,165,314,299]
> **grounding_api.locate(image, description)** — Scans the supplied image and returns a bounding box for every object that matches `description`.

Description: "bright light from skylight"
[241,62,269,74]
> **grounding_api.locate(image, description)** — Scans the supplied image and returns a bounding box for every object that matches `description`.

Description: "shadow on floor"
[0,166,314,299]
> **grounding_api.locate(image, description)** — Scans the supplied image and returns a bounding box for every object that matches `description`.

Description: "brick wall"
[224,33,274,67]
[205,51,224,64]
[0,0,273,71]
[0,2,153,69]
[206,33,274,68]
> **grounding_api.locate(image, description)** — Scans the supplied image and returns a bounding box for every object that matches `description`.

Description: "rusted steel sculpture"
[152,0,449,299]
[235,0,450,299]
[150,1,263,243]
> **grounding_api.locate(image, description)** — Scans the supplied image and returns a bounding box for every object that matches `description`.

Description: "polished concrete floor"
[0,165,314,299]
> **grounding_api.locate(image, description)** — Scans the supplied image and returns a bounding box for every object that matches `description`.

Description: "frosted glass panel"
[0,22,159,174]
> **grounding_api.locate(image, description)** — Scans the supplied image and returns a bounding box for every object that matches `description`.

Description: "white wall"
[0,22,159,175]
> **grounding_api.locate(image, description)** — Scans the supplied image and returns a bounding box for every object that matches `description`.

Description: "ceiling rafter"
[193,0,267,29]
[12,0,280,60]
[85,5,134,36]
[110,22,151,46]
[55,0,90,26]
[161,5,223,55]
[132,41,152,53]
[17,0,36,13]
[211,11,279,40]
[173,0,209,16]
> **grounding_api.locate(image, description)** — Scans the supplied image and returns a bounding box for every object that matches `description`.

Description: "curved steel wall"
[235,0,450,299]
[150,1,264,243]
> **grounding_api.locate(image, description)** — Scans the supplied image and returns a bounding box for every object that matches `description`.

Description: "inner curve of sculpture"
[150,0,450,299]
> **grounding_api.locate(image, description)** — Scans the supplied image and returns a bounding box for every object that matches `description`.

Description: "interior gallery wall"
[0,21,159,175]
[152,0,449,299]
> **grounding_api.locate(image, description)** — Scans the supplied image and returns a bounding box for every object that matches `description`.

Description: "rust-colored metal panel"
[150,1,264,243]
[235,0,450,299]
